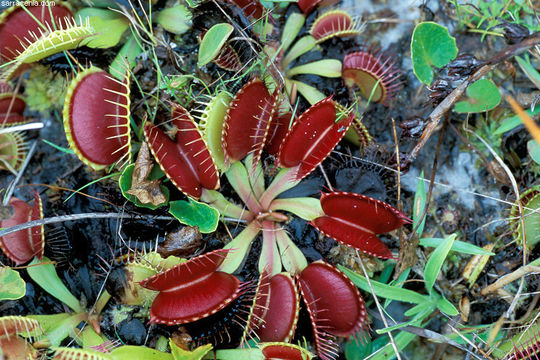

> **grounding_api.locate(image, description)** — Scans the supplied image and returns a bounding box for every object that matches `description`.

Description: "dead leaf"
[131,141,153,184]
[127,141,166,206]
[396,231,419,278]
[171,327,192,351]
[158,226,202,257]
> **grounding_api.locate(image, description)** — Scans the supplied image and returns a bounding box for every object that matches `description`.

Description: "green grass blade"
[339,265,428,304]
[413,171,426,236]
[420,237,495,255]
[424,234,456,295]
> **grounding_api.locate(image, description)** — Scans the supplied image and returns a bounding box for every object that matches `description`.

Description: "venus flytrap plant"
[342,46,404,106]
[139,77,410,359]
[264,8,361,104]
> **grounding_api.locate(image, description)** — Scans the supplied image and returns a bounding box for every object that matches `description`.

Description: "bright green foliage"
[155,5,192,35]
[27,257,84,313]
[340,235,461,325]
[119,164,170,209]
[424,234,455,293]
[411,22,458,85]
[454,78,501,113]
[109,34,144,80]
[516,56,540,90]
[76,8,129,48]
[169,198,220,233]
[368,331,417,360]
[419,237,495,255]
[0,267,25,300]
[495,106,540,135]
[197,23,234,67]
[451,0,539,39]
[413,171,426,236]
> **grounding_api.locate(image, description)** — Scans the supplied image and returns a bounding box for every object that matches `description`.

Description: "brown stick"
[409,33,540,161]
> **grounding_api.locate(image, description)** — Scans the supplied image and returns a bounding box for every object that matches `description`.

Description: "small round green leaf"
[197,23,234,68]
[119,164,169,210]
[411,22,458,85]
[454,78,501,113]
[0,267,26,301]
[169,199,220,233]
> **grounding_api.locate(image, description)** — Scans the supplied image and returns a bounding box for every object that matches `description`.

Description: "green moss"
[23,65,66,114]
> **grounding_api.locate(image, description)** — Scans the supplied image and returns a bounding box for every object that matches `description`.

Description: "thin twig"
[357,251,402,360]
[505,277,525,320]
[0,213,175,238]
[480,257,540,295]
[410,32,540,161]
[318,164,334,191]
[3,140,38,206]
[0,122,44,134]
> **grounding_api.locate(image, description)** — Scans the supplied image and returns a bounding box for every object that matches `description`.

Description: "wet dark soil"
[2,0,540,359]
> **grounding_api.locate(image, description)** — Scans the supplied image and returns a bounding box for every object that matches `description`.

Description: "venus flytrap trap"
[510,185,540,251]
[63,66,132,171]
[0,194,44,265]
[264,7,361,104]
[0,316,42,359]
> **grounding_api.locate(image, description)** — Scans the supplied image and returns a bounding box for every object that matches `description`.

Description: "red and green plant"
[0,195,44,265]
[138,76,409,359]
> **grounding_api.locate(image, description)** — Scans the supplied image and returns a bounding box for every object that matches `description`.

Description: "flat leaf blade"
[411,22,458,85]
[424,234,456,294]
[169,199,220,233]
[420,237,495,256]
[454,78,501,113]
[27,257,83,313]
[339,265,428,305]
[0,267,26,300]
[413,171,426,236]
[198,23,234,67]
